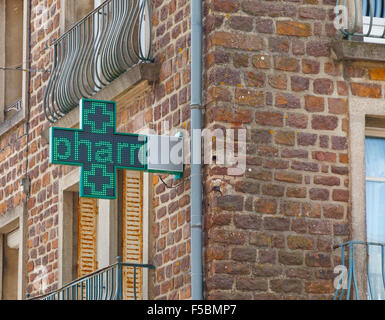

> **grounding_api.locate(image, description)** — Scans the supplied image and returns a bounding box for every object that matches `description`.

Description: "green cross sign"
[50,99,147,199]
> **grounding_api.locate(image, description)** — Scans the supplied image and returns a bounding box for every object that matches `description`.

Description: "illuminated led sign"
[50,99,147,199]
[50,99,184,199]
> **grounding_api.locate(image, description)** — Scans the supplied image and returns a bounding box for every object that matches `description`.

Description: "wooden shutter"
[122,170,144,300]
[78,197,98,278]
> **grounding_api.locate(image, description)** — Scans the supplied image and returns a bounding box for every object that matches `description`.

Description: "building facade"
[0,0,384,300]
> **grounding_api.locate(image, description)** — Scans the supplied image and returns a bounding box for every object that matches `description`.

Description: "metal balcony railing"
[29,258,155,300]
[43,0,153,123]
[336,0,385,40]
[334,241,385,300]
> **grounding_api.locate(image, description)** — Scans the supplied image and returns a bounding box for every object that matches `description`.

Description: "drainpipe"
[190,0,203,300]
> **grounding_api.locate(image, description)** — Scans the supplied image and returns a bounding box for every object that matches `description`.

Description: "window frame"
[61,0,101,33]
[117,170,151,300]
[0,0,29,138]
[350,97,385,299]
[58,167,151,299]
[0,205,27,300]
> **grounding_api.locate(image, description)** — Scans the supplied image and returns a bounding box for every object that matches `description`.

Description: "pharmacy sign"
[50,99,183,199]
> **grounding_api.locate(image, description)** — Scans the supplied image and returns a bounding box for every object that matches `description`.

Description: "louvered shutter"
[78,197,98,278]
[122,170,144,300]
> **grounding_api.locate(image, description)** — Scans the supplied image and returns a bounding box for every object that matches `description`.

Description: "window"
[0,0,28,136]
[58,168,150,299]
[365,136,385,299]
[118,170,150,300]
[63,0,105,32]
[0,205,26,300]
[363,0,385,43]
[1,230,19,300]
[59,175,100,285]
[77,197,99,278]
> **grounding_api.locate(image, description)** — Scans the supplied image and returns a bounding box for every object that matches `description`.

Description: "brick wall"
[0,123,26,216]
[25,0,62,294]
[23,0,193,299]
[97,0,194,300]
[3,0,385,300]
[0,0,62,295]
[120,0,193,300]
[1,0,194,299]
[204,0,351,300]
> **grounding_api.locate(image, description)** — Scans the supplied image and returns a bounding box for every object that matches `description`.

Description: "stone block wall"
[0,0,194,299]
[3,0,385,300]
[204,0,351,300]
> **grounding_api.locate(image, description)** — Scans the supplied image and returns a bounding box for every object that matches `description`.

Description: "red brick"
[332,189,349,202]
[351,83,382,98]
[275,93,300,109]
[213,0,240,13]
[311,115,338,130]
[252,55,270,69]
[312,152,337,163]
[314,176,340,186]
[309,221,331,235]
[291,76,310,91]
[256,112,284,127]
[275,172,302,184]
[302,59,320,74]
[269,74,287,89]
[274,57,300,72]
[275,131,295,146]
[211,32,264,51]
[323,204,344,219]
[255,198,277,214]
[313,79,334,95]
[270,279,303,294]
[305,95,324,112]
[287,236,314,250]
[276,21,312,37]
[309,188,329,201]
[211,107,252,124]
[305,253,331,267]
[235,88,264,107]
[305,281,333,294]
[286,113,308,129]
[328,98,348,114]
[278,251,303,265]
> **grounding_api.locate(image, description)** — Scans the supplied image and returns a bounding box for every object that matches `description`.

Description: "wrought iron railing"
[43,0,153,123]
[334,241,385,300]
[336,0,385,40]
[28,258,155,300]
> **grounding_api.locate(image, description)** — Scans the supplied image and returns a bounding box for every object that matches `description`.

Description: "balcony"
[334,241,385,300]
[332,1,385,62]
[336,0,385,41]
[43,0,153,123]
[29,258,155,300]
